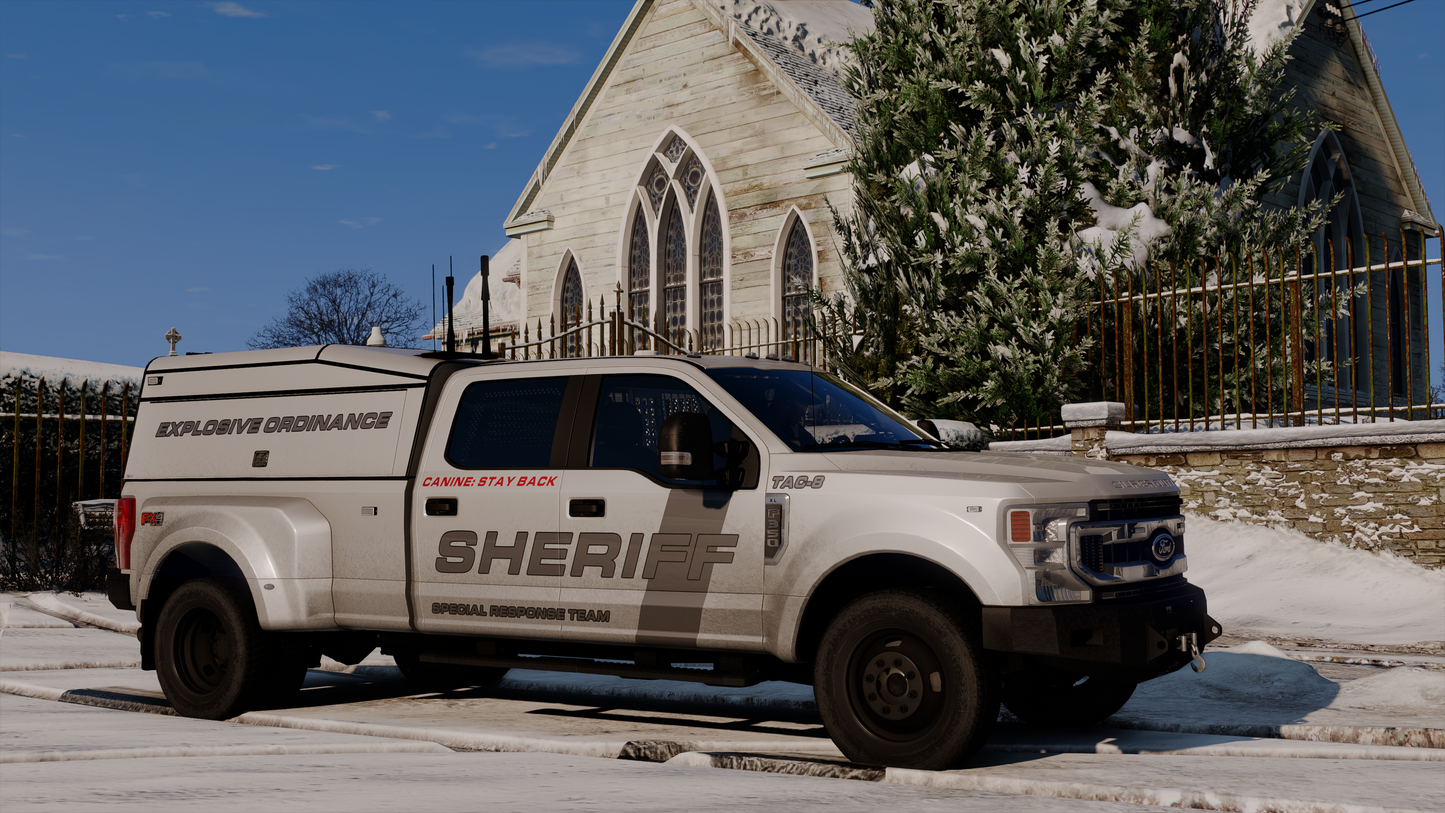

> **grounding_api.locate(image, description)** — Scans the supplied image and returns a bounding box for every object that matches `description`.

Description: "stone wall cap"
[1106,419,1445,454]
[1062,401,1125,428]
[988,435,1072,454]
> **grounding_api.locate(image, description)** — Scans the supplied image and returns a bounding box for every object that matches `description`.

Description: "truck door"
[558,372,765,650]
[412,373,574,637]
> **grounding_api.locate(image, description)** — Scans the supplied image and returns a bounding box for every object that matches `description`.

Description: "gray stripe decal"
[635,489,732,648]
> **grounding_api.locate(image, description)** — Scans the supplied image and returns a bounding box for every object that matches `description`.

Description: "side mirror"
[917,418,986,451]
[659,413,714,480]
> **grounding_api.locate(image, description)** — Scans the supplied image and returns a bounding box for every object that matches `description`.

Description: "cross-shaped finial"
[165,327,182,356]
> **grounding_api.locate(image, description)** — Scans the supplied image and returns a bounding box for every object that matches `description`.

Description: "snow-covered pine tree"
[828,0,1323,430]
[1088,0,1325,425]
[828,0,1124,423]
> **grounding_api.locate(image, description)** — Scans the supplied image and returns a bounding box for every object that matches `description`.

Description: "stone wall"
[1105,442,1444,570]
[996,404,1445,569]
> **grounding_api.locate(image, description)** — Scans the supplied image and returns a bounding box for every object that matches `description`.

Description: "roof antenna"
[446,256,456,354]
[431,263,436,351]
[480,255,493,359]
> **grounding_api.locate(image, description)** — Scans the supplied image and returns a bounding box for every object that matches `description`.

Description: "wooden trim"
[1338,0,1436,228]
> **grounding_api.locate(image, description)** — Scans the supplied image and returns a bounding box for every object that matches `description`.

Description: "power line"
[1340,0,1418,23]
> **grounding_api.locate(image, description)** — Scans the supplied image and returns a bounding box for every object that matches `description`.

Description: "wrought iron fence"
[448,235,1442,443]
[1086,231,1441,437]
[1,375,137,589]
[492,285,859,367]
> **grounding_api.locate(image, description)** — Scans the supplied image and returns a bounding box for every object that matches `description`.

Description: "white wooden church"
[429,0,1435,401]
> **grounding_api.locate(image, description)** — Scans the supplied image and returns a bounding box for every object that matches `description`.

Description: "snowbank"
[0,351,144,383]
[1186,515,1445,645]
[1333,667,1445,712]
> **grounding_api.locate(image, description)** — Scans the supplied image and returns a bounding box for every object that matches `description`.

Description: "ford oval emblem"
[1150,531,1177,563]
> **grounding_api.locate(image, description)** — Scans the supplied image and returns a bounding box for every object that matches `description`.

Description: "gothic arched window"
[781,218,813,346]
[699,193,724,350]
[620,130,728,354]
[663,201,687,342]
[1298,131,1367,395]
[560,257,583,358]
[628,208,650,332]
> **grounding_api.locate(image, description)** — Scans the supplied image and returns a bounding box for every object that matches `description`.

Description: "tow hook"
[1177,632,1206,673]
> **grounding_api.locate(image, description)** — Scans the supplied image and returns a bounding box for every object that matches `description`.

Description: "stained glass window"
[699,194,724,351]
[625,132,730,355]
[664,134,687,164]
[782,218,812,345]
[561,258,583,358]
[663,202,687,344]
[646,163,668,214]
[681,155,704,209]
[628,208,650,348]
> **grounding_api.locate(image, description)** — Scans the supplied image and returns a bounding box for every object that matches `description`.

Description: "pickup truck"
[109,345,1218,769]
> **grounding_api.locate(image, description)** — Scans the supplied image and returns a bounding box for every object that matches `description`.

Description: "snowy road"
[2,592,1442,812]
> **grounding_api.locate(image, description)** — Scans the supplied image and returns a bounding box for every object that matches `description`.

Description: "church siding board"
[1276,8,1419,259]
[535,107,827,213]
[593,73,778,133]
[516,0,848,336]
[1254,10,1432,406]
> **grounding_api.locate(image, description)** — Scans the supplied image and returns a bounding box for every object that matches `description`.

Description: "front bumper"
[982,577,1221,683]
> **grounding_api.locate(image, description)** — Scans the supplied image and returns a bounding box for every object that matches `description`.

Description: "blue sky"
[1,0,1441,383]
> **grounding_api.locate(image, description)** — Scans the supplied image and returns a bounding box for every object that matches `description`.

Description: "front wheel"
[154,579,306,719]
[814,590,998,770]
[1001,671,1136,727]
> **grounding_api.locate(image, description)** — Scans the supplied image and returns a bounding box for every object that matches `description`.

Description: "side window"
[446,377,568,468]
[590,374,758,488]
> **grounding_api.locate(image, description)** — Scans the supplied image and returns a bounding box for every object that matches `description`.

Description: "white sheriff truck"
[109,345,1218,769]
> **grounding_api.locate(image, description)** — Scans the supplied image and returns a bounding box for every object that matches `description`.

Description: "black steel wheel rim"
[173,606,231,696]
[844,627,946,741]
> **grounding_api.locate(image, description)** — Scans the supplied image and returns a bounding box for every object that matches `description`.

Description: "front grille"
[1080,533,1185,571]
[1089,494,1181,522]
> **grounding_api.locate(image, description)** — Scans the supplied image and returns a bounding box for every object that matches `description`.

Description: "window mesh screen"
[447,377,568,468]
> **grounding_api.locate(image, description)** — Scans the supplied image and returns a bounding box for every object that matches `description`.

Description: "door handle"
[569,499,605,518]
[425,498,458,516]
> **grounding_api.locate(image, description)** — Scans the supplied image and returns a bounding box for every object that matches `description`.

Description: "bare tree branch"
[247,268,425,349]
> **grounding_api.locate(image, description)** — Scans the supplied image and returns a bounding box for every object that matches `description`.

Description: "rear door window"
[446,377,568,468]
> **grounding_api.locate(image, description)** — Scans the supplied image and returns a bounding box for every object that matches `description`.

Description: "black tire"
[155,579,307,719]
[1001,671,1136,727]
[394,651,508,689]
[814,590,999,770]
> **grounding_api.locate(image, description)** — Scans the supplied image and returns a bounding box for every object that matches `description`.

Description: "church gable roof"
[1251,0,1434,230]
[505,0,868,228]
[506,0,1433,233]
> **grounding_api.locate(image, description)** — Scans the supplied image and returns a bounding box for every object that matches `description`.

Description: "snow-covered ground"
[1185,514,1445,646]
[3,517,1442,812]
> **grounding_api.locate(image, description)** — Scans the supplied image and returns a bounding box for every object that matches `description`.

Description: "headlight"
[1007,504,1091,604]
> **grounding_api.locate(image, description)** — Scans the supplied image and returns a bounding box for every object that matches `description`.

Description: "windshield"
[705,368,942,452]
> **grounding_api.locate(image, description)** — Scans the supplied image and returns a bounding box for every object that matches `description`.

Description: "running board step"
[419,652,761,687]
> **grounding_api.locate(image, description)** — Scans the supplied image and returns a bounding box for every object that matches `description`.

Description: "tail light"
[114,497,136,570]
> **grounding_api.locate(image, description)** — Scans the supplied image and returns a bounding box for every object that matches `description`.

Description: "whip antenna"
[480,255,492,359]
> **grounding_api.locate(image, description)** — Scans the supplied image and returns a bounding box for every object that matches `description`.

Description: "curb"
[0,678,176,716]
[2,677,1436,813]
[0,742,452,764]
[8,596,140,637]
[1100,718,1445,750]
[669,752,1434,813]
